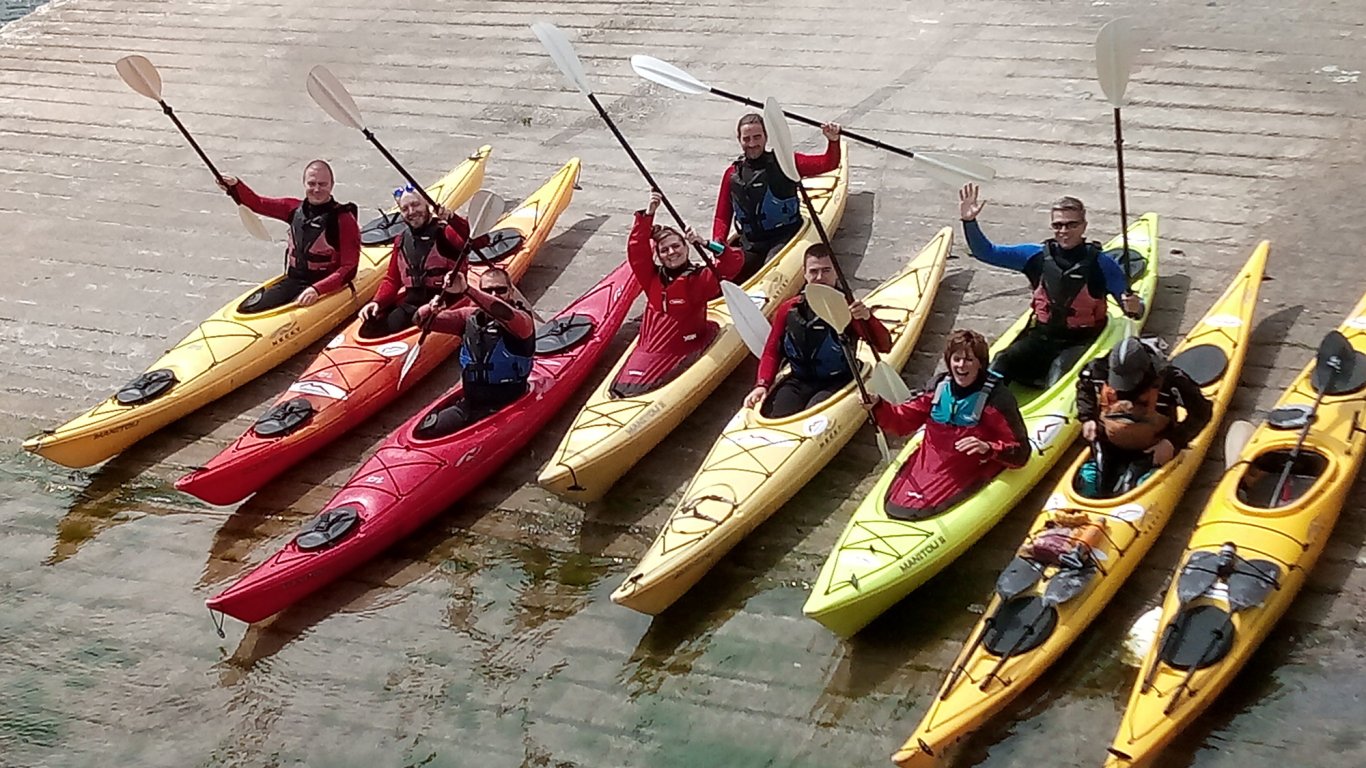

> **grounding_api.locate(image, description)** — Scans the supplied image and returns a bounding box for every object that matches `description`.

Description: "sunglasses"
[483,285,510,296]
[391,184,417,200]
[1051,220,1084,231]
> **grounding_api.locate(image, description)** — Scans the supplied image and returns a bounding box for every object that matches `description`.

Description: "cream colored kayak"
[611,227,952,614]
[537,141,850,501]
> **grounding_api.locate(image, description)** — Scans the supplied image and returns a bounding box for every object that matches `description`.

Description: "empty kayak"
[176,158,580,505]
[22,146,493,468]
[206,259,641,624]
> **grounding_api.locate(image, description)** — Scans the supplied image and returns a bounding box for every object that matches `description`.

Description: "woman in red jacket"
[866,329,1031,520]
[612,190,745,397]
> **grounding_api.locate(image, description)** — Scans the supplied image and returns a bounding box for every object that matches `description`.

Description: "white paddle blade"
[307,65,365,130]
[722,280,771,358]
[1096,17,1139,108]
[465,190,506,238]
[398,344,421,389]
[874,425,892,464]
[915,151,997,187]
[869,361,913,404]
[804,283,852,332]
[531,22,594,95]
[761,97,801,182]
[237,204,271,241]
[115,55,162,101]
[629,55,710,95]
[1223,419,1256,469]
[1121,605,1163,666]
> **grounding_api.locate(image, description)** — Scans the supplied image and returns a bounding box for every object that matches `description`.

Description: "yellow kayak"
[893,240,1269,767]
[1103,285,1366,768]
[611,227,952,614]
[23,146,492,468]
[537,141,850,501]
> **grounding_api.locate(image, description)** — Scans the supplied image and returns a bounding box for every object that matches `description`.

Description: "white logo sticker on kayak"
[1203,314,1244,328]
[1045,493,1068,511]
[1114,503,1146,522]
[1349,316,1366,330]
[1029,415,1068,451]
[746,289,768,309]
[326,333,346,349]
[289,381,348,400]
[803,415,830,436]
[376,341,410,358]
[727,430,798,449]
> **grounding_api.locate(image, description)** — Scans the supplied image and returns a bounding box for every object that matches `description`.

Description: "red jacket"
[629,211,745,355]
[712,140,841,242]
[372,217,470,308]
[234,181,360,296]
[755,294,892,388]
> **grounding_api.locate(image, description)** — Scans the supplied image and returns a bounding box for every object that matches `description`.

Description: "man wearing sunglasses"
[957,183,1144,387]
[357,187,471,337]
[411,267,536,437]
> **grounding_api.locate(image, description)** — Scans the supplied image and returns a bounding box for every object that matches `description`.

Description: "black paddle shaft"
[709,85,918,163]
[1112,107,1132,287]
[158,101,226,186]
[361,128,440,211]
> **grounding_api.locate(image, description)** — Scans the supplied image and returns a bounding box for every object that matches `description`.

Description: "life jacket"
[782,297,848,383]
[1098,378,1172,450]
[459,309,535,387]
[285,199,357,282]
[729,151,801,243]
[1028,240,1109,331]
[929,377,992,427]
[397,220,461,302]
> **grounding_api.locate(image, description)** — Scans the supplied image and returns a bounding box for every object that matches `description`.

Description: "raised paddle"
[114,55,271,241]
[764,97,913,405]
[630,55,996,186]
[804,282,892,463]
[1266,330,1354,505]
[398,189,506,388]
[1095,18,1141,284]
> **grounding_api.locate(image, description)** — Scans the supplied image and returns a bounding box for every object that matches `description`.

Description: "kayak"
[536,141,850,501]
[175,158,580,506]
[22,146,493,469]
[892,241,1268,767]
[611,227,952,615]
[206,259,641,624]
[804,214,1161,638]
[1103,281,1366,768]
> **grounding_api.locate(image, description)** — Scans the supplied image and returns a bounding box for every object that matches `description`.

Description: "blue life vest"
[782,298,849,383]
[459,310,534,387]
[729,151,801,243]
[929,377,991,427]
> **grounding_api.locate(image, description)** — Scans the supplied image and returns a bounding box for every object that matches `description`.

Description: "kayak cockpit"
[1234,448,1329,508]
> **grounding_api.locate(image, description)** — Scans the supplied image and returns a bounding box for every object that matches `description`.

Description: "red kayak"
[177,159,581,506]
[206,260,640,624]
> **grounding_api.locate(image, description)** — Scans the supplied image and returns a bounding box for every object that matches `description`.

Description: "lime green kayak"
[803,214,1160,637]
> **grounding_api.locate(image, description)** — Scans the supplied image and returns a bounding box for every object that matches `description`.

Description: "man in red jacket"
[743,245,892,418]
[218,159,360,313]
[713,114,841,282]
[357,187,471,337]
[612,190,746,397]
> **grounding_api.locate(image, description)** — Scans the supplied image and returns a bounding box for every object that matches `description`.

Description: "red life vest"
[396,221,461,299]
[285,200,356,281]
[1028,241,1109,330]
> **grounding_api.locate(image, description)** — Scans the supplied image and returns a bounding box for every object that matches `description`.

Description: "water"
[0,0,47,25]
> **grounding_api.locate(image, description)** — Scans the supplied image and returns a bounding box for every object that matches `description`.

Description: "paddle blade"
[1175,550,1222,604]
[914,151,997,187]
[237,204,271,241]
[398,343,421,389]
[1043,564,1095,606]
[804,283,852,332]
[875,426,892,464]
[1096,17,1139,108]
[995,556,1044,600]
[465,190,506,238]
[761,97,801,182]
[722,281,771,358]
[115,55,162,101]
[1226,559,1281,612]
[1223,419,1255,469]
[531,22,594,95]
[869,361,912,404]
[1122,606,1163,666]
[306,65,365,130]
[630,55,709,95]
[1313,329,1355,393]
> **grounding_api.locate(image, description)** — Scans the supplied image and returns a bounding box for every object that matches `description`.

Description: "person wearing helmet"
[1075,337,1213,497]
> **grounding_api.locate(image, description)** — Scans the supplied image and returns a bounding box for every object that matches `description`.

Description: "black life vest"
[397,220,461,303]
[728,151,802,243]
[782,298,849,383]
[285,199,357,280]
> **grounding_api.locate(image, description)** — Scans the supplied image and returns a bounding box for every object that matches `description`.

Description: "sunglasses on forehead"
[392,184,417,200]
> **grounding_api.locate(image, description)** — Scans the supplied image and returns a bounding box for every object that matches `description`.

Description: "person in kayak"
[356,187,471,337]
[218,160,360,313]
[742,245,892,417]
[713,114,842,282]
[958,183,1144,386]
[411,266,536,438]
[613,189,746,397]
[1075,336,1213,497]
[863,329,1030,520]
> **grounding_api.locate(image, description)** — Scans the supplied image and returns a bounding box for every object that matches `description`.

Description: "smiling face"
[738,118,767,160]
[1049,197,1088,249]
[949,350,982,387]
[654,230,689,270]
[398,190,431,228]
[302,162,335,205]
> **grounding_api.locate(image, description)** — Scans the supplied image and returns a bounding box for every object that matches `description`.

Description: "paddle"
[1095,18,1141,284]
[722,281,771,357]
[1222,419,1256,469]
[114,55,271,241]
[397,189,506,388]
[803,282,891,462]
[630,55,996,186]
[764,97,913,406]
[1267,330,1354,505]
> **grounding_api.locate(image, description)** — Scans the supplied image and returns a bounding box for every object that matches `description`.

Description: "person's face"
[804,256,837,288]
[739,122,767,160]
[303,165,334,204]
[949,350,982,387]
[479,273,511,298]
[1050,208,1087,249]
[398,191,431,228]
[656,233,689,270]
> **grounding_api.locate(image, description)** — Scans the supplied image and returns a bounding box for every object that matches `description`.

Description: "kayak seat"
[1104,249,1149,282]
[1267,404,1314,430]
[253,397,315,438]
[1170,343,1228,387]
[1016,343,1090,391]
[360,210,406,247]
[1236,449,1328,507]
[983,595,1057,656]
[469,228,524,265]
[1311,349,1366,395]
[114,368,177,406]
[295,504,361,551]
[1158,604,1234,670]
[535,313,595,355]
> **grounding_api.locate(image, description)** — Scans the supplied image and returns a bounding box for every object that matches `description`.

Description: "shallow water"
[0,0,47,25]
